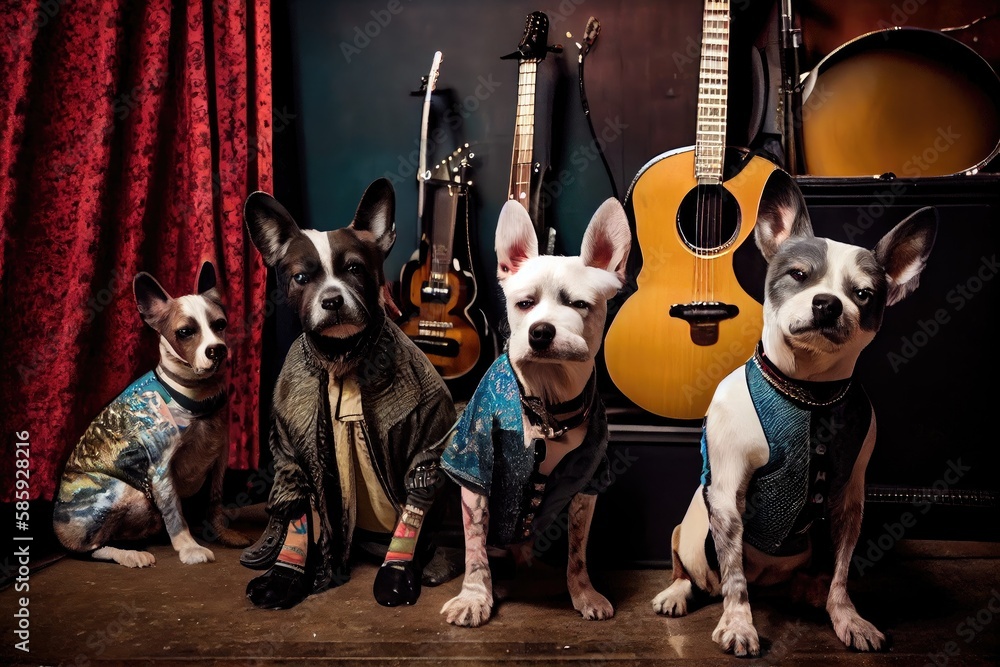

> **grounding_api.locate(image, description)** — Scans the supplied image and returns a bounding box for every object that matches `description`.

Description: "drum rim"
[800,26,1000,177]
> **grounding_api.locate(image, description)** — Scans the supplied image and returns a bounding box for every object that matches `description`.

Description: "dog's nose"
[528,322,556,350]
[205,344,228,361]
[812,294,843,325]
[322,295,344,311]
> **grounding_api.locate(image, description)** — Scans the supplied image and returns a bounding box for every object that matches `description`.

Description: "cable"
[577,16,620,201]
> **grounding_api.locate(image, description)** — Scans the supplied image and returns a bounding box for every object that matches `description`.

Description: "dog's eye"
[346,262,362,275]
[788,269,807,282]
[211,319,227,332]
[176,328,195,340]
[292,272,310,285]
[570,300,590,310]
[516,299,534,310]
[854,288,873,303]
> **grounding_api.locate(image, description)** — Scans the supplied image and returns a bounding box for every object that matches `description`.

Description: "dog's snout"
[205,344,228,361]
[528,322,556,350]
[812,294,843,325]
[322,294,345,311]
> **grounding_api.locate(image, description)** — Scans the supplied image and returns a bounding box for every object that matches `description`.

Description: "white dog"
[438,198,631,626]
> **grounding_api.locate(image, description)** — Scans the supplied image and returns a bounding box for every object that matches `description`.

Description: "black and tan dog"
[53,261,250,567]
[241,178,458,609]
[652,180,938,655]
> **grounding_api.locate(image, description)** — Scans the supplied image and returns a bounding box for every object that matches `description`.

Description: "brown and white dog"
[652,184,938,656]
[438,198,631,626]
[53,261,249,567]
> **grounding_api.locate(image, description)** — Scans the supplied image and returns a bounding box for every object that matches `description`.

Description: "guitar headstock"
[425,51,442,101]
[578,16,600,56]
[429,143,475,186]
[502,11,562,61]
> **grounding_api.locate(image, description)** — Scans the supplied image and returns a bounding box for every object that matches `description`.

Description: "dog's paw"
[94,547,156,568]
[571,588,614,621]
[440,591,493,627]
[179,545,215,564]
[216,527,253,549]
[652,579,691,617]
[712,610,760,657]
[246,565,312,610]
[374,561,421,607]
[830,606,886,652]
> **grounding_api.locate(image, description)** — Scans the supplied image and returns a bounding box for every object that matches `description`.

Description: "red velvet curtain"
[0,0,272,502]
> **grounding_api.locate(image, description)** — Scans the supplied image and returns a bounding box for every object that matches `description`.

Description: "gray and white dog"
[652,180,937,656]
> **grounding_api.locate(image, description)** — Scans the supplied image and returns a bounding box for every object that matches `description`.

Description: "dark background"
[262,0,1000,567]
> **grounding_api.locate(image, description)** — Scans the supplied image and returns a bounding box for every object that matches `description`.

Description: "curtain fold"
[0,0,271,502]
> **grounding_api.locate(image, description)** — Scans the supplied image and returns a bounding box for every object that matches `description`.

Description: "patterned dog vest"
[701,343,872,557]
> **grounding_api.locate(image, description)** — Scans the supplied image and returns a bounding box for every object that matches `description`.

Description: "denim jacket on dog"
[701,344,870,557]
[440,353,612,546]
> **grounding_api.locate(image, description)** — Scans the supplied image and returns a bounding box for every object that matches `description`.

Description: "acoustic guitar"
[398,52,489,381]
[603,0,785,420]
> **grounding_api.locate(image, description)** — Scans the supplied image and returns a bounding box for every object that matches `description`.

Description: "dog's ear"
[495,200,538,281]
[195,260,224,307]
[196,261,217,293]
[754,170,814,262]
[134,272,172,327]
[244,192,301,267]
[874,206,938,306]
[350,178,396,256]
[581,197,631,283]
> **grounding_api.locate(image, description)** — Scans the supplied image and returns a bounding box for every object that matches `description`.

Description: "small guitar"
[398,53,489,381]
[503,11,561,254]
[603,0,787,420]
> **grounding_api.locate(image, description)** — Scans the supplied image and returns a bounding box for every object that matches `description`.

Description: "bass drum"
[800,27,1000,178]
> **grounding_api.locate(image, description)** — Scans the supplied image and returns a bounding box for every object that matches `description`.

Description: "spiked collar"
[752,341,852,409]
[516,362,598,439]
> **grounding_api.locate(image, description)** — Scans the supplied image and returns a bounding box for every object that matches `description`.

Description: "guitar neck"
[427,185,460,284]
[694,0,730,184]
[508,59,538,208]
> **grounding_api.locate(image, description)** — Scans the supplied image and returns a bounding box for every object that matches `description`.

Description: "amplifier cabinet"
[794,174,999,545]
[591,174,999,568]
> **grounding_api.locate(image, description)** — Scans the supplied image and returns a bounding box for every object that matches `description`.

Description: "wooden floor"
[2,538,999,666]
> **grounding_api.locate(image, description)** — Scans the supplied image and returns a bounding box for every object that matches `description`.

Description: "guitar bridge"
[421,282,452,303]
[413,336,460,358]
[669,302,739,346]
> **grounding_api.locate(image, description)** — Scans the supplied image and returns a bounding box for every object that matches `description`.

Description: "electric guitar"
[503,11,561,254]
[603,0,785,420]
[398,53,490,381]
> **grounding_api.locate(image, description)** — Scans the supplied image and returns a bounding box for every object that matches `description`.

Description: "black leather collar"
[153,367,227,416]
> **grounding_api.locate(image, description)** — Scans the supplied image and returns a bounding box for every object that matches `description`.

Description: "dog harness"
[60,370,226,501]
[440,353,612,546]
[701,343,871,557]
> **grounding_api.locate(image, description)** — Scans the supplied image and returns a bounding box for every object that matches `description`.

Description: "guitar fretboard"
[508,60,538,205]
[429,185,459,283]
[694,0,730,184]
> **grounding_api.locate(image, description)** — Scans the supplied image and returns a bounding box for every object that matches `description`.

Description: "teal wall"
[284,0,769,319]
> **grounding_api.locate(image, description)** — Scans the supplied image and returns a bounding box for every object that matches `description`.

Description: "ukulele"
[603,0,785,420]
[398,53,488,381]
[502,11,561,255]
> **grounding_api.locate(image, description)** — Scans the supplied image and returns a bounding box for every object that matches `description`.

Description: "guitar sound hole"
[676,184,741,253]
